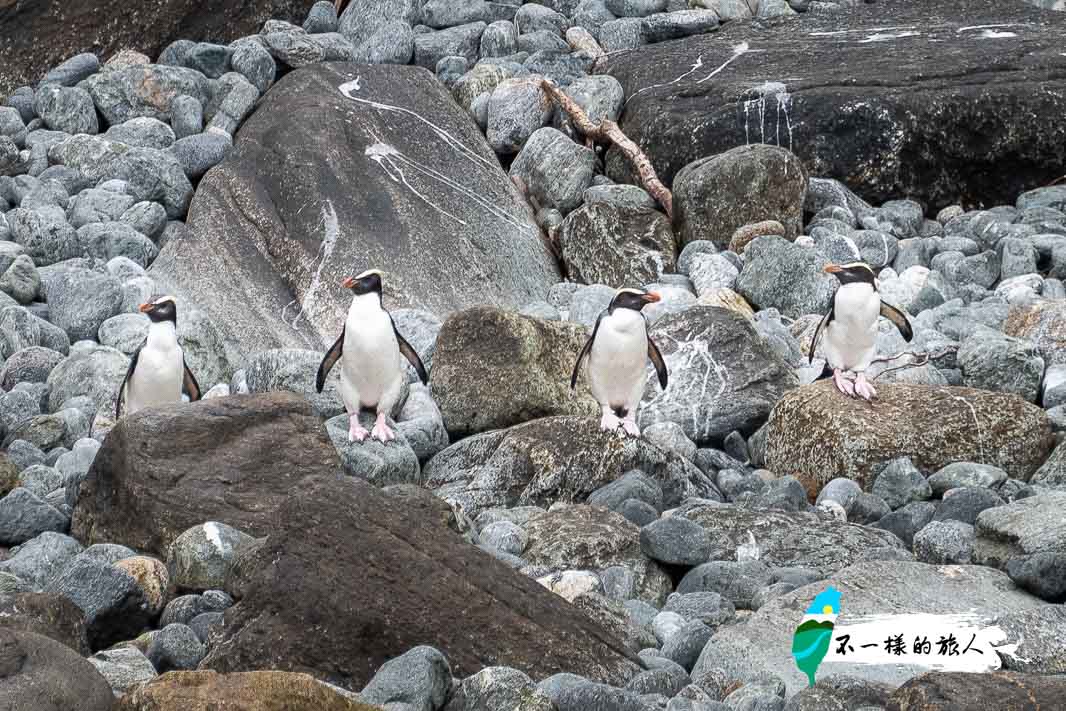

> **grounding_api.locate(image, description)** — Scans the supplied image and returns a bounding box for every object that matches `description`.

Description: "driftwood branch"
[869,346,958,382]
[540,80,674,219]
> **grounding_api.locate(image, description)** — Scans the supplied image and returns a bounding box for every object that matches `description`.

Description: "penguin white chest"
[588,309,649,411]
[127,333,184,413]
[824,283,880,371]
[340,303,401,408]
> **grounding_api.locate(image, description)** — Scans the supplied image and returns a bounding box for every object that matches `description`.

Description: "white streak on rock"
[626,55,705,106]
[366,142,468,226]
[203,522,225,552]
[696,42,750,84]
[283,200,341,332]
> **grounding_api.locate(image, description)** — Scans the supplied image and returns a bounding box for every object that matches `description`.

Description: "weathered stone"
[559,198,676,286]
[0,628,114,711]
[887,671,1066,710]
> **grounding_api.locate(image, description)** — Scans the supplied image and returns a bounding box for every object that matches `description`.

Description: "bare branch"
[869,346,959,382]
[540,79,674,219]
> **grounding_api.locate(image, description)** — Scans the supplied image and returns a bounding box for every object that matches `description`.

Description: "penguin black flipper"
[116,342,144,418]
[808,305,835,364]
[316,328,345,393]
[880,302,913,342]
[391,315,428,385]
[182,357,202,402]
[570,312,603,390]
[647,337,668,390]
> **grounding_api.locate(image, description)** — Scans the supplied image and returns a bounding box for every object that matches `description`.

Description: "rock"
[230,42,277,95]
[673,502,903,576]
[663,591,735,629]
[523,505,671,605]
[115,669,380,709]
[44,554,151,650]
[0,347,64,390]
[360,645,450,711]
[927,462,1007,496]
[0,629,114,710]
[71,393,341,557]
[589,470,664,512]
[33,85,98,135]
[913,520,974,564]
[603,0,1066,212]
[170,96,204,140]
[486,77,553,154]
[888,671,1066,710]
[148,63,558,370]
[673,145,806,248]
[870,458,931,510]
[445,665,555,711]
[480,521,527,556]
[68,187,137,227]
[510,126,597,214]
[120,201,168,241]
[958,330,1044,402]
[676,559,773,609]
[147,623,206,672]
[414,22,487,69]
[42,267,123,342]
[559,197,676,286]
[765,381,1055,499]
[934,486,1003,526]
[1004,299,1066,366]
[104,117,176,149]
[245,348,343,418]
[351,21,416,65]
[0,591,89,654]
[395,383,449,462]
[736,236,835,319]
[1006,553,1066,603]
[872,501,936,547]
[0,254,41,304]
[304,1,339,33]
[0,488,68,545]
[539,675,647,711]
[6,207,79,266]
[48,135,193,218]
[693,562,1048,697]
[77,223,159,267]
[661,619,712,672]
[199,475,640,687]
[423,416,715,520]
[167,522,255,592]
[638,306,798,443]
[974,492,1066,569]
[88,646,157,696]
[0,530,82,589]
[325,412,421,485]
[171,133,232,179]
[206,73,260,135]
[640,516,710,567]
[431,307,597,437]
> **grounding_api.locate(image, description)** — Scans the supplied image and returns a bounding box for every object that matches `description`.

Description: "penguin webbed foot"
[832,369,856,398]
[621,418,641,438]
[371,413,396,443]
[600,411,622,432]
[348,414,370,442]
[854,372,877,401]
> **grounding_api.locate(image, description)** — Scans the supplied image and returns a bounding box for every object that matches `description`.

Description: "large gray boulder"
[149,63,559,371]
[638,306,797,443]
[423,415,716,520]
[603,0,1066,212]
[736,236,836,319]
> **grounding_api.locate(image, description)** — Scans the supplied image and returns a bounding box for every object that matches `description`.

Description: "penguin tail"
[814,363,832,381]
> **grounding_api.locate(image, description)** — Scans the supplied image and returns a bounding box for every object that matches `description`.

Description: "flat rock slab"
[150,62,559,369]
[974,492,1066,568]
[601,0,1066,211]
[887,671,1066,710]
[199,475,642,690]
[693,561,1050,698]
[115,670,379,710]
[673,502,905,576]
[72,392,341,558]
[422,415,715,520]
[765,381,1054,500]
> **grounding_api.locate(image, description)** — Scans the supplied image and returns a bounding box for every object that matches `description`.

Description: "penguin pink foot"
[832,369,856,397]
[854,373,877,401]
[621,417,641,438]
[600,410,622,432]
[371,413,396,443]
[348,414,369,442]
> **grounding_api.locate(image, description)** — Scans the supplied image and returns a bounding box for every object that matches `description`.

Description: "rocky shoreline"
[2,1,1066,710]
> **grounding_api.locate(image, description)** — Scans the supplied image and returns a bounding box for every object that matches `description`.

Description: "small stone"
[509,126,596,214]
[913,520,974,564]
[0,488,68,545]
[169,95,204,140]
[167,521,255,592]
[170,133,232,179]
[927,462,1008,496]
[360,645,452,711]
[640,516,711,567]
[33,85,98,135]
[303,1,339,33]
[88,646,157,695]
[479,520,528,556]
[871,458,932,510]
[934,486,1004,526]
[103,117,175,149]
[873,501,937,547]
[146,623,205,672]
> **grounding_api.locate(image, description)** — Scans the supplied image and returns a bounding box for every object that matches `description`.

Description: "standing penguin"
[570,287,668,437]
[810,262,913,400]
[315,269,428,443]
[116,296,201,417]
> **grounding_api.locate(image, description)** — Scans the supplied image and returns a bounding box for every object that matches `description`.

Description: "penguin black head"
[342,269,383,297]
[824,262,877,288]
[609,287,661,313]
[139,296,177,324]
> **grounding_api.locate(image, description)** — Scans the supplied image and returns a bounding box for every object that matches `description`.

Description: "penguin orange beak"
[138,303,153,313]
[341,277,355,289]
[643,292,661,303]
[823,264,843,274]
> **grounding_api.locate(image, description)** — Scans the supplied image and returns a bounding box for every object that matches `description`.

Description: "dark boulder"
[0,591,90,655]
[199,475,641,690]
[601,0,1066,212]
[72,392,340,557]
[150,62,559,369]
[0,628,114,711]
[887,671,1066,710]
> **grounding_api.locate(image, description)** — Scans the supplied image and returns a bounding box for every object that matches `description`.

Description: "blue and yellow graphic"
[792,586,842,687]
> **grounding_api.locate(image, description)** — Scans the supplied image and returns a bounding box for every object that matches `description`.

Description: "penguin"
[810,262,913,400]
[116,296,201,417]
[315,269,428,443]
[570,287,668,437]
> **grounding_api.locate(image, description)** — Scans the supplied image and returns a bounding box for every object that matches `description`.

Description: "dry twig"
[869,346,958,382]
[540,80,674,219]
